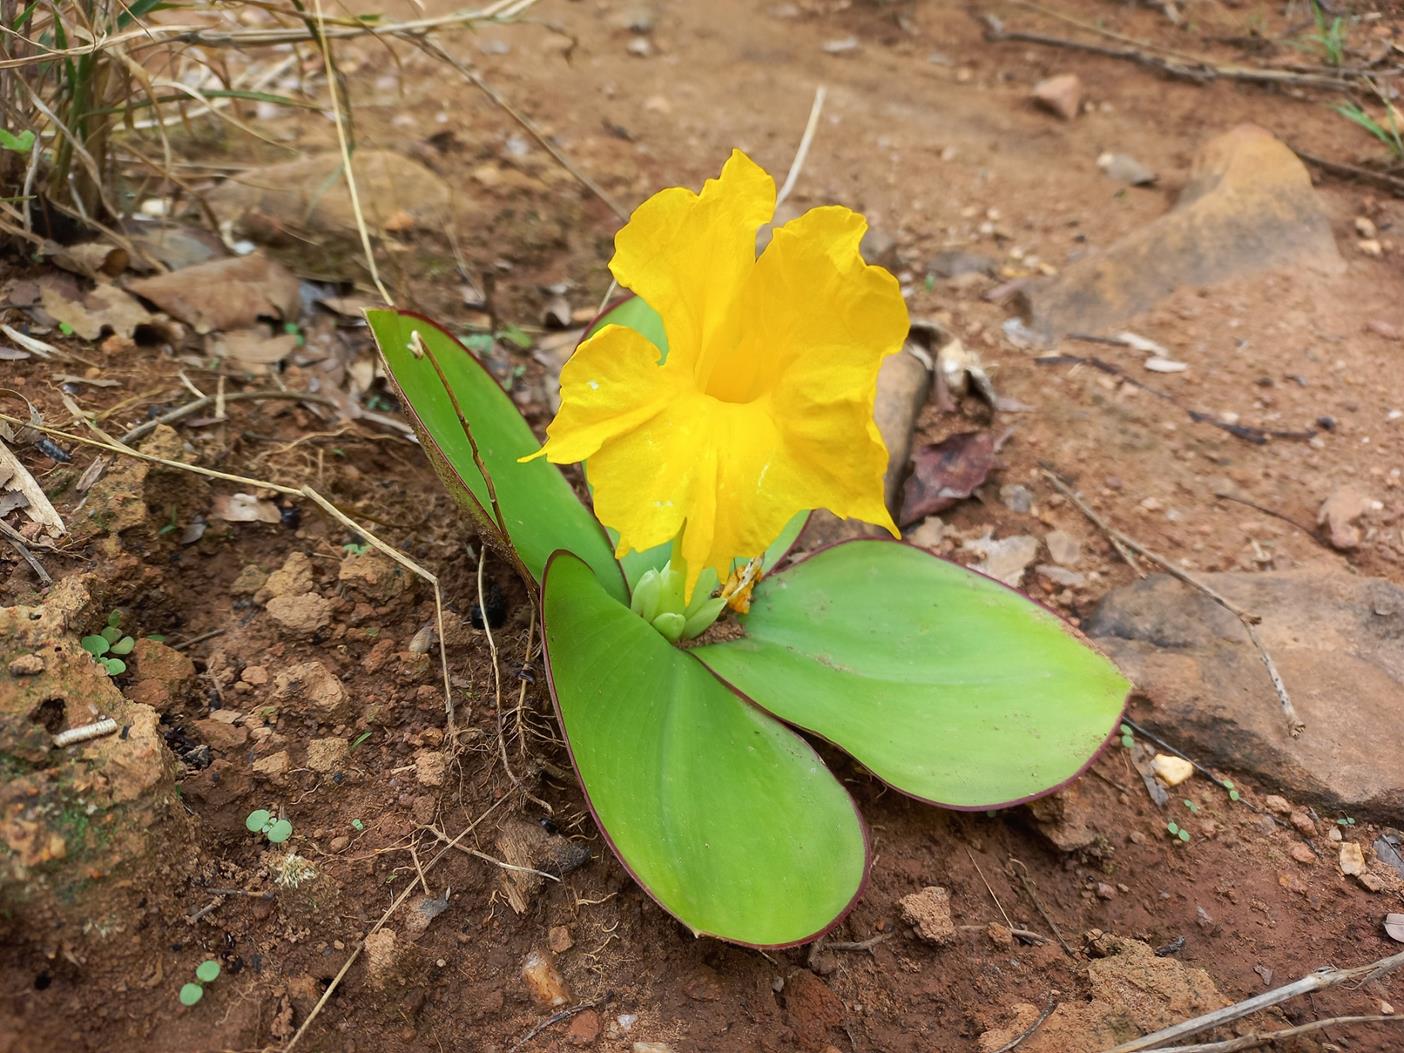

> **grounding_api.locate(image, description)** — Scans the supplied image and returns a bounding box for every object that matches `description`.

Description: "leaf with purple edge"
[542,550,867,947]
[366,308,625,603]
[694,541,1130,809]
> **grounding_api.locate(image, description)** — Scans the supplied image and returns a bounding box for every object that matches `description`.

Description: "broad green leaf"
[109,635,134,655]
[366,309,624,602]
[542,551,866,946]
[178,983,203,1007]
[266,819,293,843]
[194,960,221,983]
[245,809,270,833]
[694,541,1130,809]
[103,658,127,676]
[80,634,110,657]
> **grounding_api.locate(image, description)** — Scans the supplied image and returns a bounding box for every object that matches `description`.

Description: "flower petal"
[610,150,775,371]
[727,205,909,531]
[526,324,680,465]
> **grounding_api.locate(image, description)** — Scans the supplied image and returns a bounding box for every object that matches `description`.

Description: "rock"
[632,1045,674,1053]
[128,254,300,334]
[963,534,1040,587]
[1025,785,1101,851]
[7,654,44,676]
[988,922,1015,949]
[241,665,269,687]
[548,925,574,954]
[1317,486,1373,550]
[1045,530,1082,567]
[1022,125,1342,340]
[906,517,944,549]
[1085,570,1404,818]
[258,552,315,603]
[1032,73,1082,120]
[266,592,333,636]
[1359,873,1385,892]
[1000,484,1034,514]
[410,794,436,826]
[306,737,348,773]
[1151,754,1194,787]
[1376,835,1404,879]
[364,929,398,988]
[404,891,450,938]
[1097,152,1158,186]
[414,749,447,787]
[193,717,248,753]
[230,564,268,596]
[1290,811,1316,837]
[207,151,453,243]
[126,639,197,712]
[252,750,290,779]
[522,949,571,1007]
[338,550,411,602]
[860,226,899,269]
[272,661,347,718]
[898,885,955,945]
[1340,842,1366,876]
[1264,795,1291,815]
[1290,843,1316,864]
[566,1009,601,1046]
[980,934,1226,1052]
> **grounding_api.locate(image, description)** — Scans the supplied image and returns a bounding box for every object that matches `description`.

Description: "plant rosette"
[366,151,1130,948]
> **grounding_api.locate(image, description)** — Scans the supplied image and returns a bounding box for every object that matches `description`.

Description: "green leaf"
[617,510,809,595]
[367,309,624,602]
[194,960,221,983]
[80,634,110,657]
[178,982,204,1007]
[542,551,866,946]
[0,128,34,153]
[100,625,122,643]
[694,542,1130,809]
[245,809,271,833]
[102,658,127,676]
[109,636,134,655]
[266,819,293,843]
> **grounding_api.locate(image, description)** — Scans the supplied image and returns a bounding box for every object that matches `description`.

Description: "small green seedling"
[343,541,369,556]
[81,610,135,676]
[1166,821,1191,843]
[1337,816,1357,827]
[0,128,35,153]
[1220,778,1240,803]
[178,959,221,1006]
[246,809,293,844]
[351,819,365,832]
[1183,799,1199,815]
[350,730,372,750]
[1119,722,1134,750]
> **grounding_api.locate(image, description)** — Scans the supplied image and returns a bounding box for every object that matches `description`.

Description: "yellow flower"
[526,149,907,596]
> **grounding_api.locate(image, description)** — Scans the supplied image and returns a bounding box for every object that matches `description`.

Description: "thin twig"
[1292,145,1404,197]
[283,795,512,1052]
[507,994,609,1053]
[1137,1014,1404,1053]
[1040,464,1143,574]
[312,0,393,305]
[414,37,626,221]
[966,846,1015,932]
[775,85,827,209]
[0,519,52,584]
[426,824,561,881]
[118,390,342,445]
[958,924,1050,945]
[1042,467,1304,737]
[1103,949,1404,1053]
[1006,858,1074,958]
[827,932,892,953]
[990,993,1058,1053]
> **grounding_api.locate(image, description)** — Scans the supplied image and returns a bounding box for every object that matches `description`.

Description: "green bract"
[367,300,1130,947]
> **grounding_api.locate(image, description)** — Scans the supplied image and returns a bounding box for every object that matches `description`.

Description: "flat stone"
[258,552,314,603]
[1085,569,1404,817]
[1340,842,1366,876]
[306,737,348,773]
[963,534,1039,587]
[272,661,347,718]
[1046,530,1082,567]
[252,749,290,778]
[266,592,333,636]
[1021,125,1342,340]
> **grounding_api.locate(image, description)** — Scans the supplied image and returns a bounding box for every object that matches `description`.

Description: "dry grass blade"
[0,435,66,536]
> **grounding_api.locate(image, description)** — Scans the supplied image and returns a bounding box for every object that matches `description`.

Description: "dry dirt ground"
[4,1,1404,1052]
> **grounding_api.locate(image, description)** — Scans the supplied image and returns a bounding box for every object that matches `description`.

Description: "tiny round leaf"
[103,658,127,675]
[81,635,110,657]
[101,625,123,644]
[179,983,204,1006]
[245,809,271,833]
[109,636,135,655]
[266,819,293,843]
[195,960,221,983]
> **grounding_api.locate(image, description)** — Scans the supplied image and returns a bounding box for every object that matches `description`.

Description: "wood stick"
[1137,1014,1403,1053]
[1104,949,1404,1053]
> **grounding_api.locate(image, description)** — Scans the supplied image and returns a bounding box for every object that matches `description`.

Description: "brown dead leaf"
[1386,913,1404,943]
[0,437,65,537]
[46,240,129,280]
[39,274,152,342]
[211,493,281,524]
[128,253,300,334]
[898,431,997,527]
[213,328,300,368]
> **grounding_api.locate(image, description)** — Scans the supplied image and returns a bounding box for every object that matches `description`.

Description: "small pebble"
[1290,843,1316,864]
